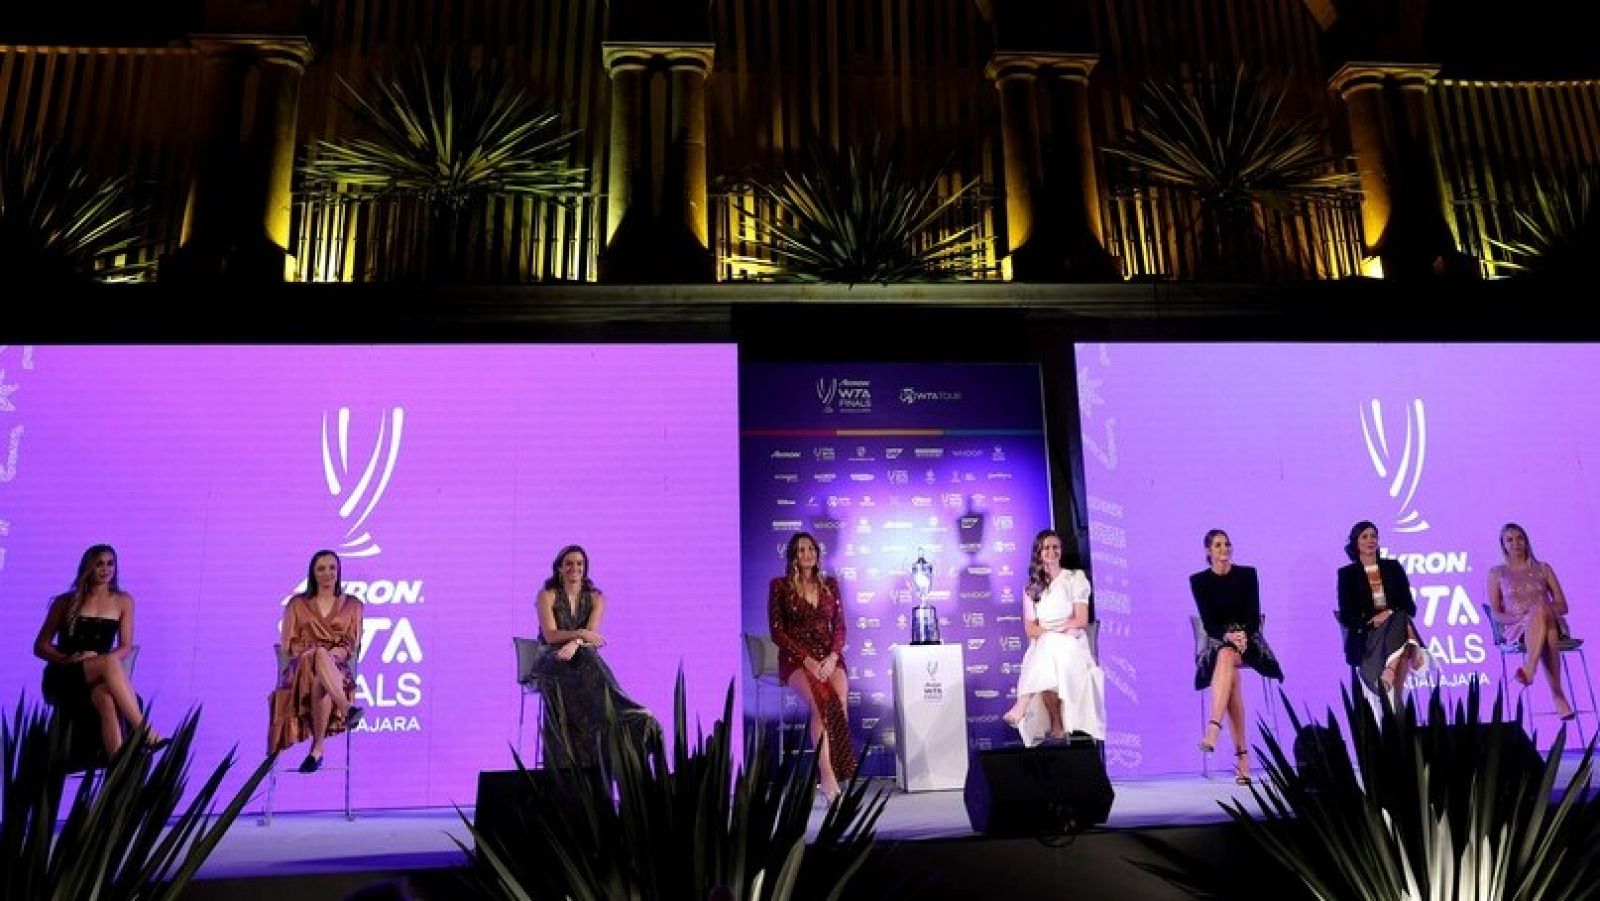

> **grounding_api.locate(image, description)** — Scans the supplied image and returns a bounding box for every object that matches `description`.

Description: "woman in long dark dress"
[1336,520,1429,708]
[1189,529,1283,784]
[33,544,167,765]
[533,544,657,768]
[768,531,856,801]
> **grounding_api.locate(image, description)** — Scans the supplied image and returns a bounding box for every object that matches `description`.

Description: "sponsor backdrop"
[0,344,740,811]
[739,363,1053,776]
[1077,342,1600,774]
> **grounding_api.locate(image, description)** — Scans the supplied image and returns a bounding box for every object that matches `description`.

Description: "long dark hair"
[542,544,598,596]
[1344,520,1378,562]
[59,543,119,633]
[1026,529,1062,600]
[301,549,343,599]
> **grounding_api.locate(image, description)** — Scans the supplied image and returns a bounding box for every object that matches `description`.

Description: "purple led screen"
[739,363,1053,775]
[1075,342,1600,774]
[0,344,739,811]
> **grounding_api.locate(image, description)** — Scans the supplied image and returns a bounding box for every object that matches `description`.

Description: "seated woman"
[1488,522,1576,720]
[768,531,856,801]
[34,544,167,766]
[1002,529,1106,746]
[1190,528,1283,785]
[1337,520,1429,709]
[269,550,364,773]
[533,544,658,769]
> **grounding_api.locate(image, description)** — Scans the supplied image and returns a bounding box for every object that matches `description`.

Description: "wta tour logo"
[1359,398,1429,534]
[321,407,406,557]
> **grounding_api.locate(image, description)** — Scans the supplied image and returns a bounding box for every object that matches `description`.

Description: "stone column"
[988,55,1046,264]
[666,47,715,249]
[602,49,651,247]
[1329,62,1463,280]
[985,52,1117,282]
[166,35,313,283]
[598,43,716,283]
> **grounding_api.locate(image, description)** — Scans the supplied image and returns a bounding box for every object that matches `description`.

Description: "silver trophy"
[909,553,941,645]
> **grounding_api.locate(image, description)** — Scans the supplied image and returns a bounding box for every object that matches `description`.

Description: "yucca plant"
[729,141,991,284]
[1103,65,1357,280]
[300,50,587,281]
[460,672,889,900]
[1488,171,1599,279]
[1223,681,1600,900]
[0,701,275,900]
[0,139,150,284]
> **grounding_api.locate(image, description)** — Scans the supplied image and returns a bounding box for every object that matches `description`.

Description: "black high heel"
[1234,750,1252,785]
[1198,719,1222,753]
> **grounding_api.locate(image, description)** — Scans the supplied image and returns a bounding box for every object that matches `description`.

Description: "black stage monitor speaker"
[964,742,1114,836]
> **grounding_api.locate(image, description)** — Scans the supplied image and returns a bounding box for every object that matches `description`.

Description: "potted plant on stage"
[1,703,274,900]
[460,672,889,901]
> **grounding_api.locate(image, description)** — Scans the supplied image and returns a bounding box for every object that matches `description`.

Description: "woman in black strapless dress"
[33,544,166,766]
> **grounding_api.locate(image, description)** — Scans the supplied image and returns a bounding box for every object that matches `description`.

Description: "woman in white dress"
[1001,529,1107,745]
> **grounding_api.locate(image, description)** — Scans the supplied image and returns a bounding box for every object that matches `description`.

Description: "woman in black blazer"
[1336,520,1429,708]
[1190,529,1284,784]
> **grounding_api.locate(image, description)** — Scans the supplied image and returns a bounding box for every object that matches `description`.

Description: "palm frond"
[1488,171,1599,278]
[301,50,588,209]
[730,140,992,284]
[1104,65,1357,212]
[0,701,276,901]
[0,140,151,283]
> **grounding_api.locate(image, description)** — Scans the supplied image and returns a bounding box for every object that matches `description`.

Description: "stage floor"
[181,752,1594,899]
[200,769,1293,880]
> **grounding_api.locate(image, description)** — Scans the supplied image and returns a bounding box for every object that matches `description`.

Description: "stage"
[179,768,1319,900]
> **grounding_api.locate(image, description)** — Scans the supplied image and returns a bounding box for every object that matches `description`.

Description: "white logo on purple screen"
[1360,398,1428,533]
[321,407,405,558]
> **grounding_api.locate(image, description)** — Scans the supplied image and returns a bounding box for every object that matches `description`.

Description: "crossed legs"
[305,647,352,760]
[1518,603,1573,718]
[1379,621,1427,710]
[1201,647,1250,781]
[81,655,157,756]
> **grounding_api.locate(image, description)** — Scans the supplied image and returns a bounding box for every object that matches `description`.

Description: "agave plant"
[729,141,991,284]
[460,672,888,901]
[0,702,275,901]
[1488,171,1599,279]
[1222,681,1600,900]
[0,139,150,283]
[301,50,587,281]
[1103,66,1357,280]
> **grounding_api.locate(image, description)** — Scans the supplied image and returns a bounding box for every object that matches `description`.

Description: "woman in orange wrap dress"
[268,549,364,773]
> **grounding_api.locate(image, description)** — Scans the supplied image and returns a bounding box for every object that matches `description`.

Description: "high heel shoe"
[1234,750,1253,785]
[1198,719,1222,753]
[1513,665,1533,687]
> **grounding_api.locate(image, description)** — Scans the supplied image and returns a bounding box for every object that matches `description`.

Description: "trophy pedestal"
[890,643,968,792]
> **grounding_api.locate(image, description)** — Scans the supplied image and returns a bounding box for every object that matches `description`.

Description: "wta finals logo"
[1359,398,1429,534]
[321,407,405,557]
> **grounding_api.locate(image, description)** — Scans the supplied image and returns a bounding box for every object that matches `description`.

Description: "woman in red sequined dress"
[768,531,857,801]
